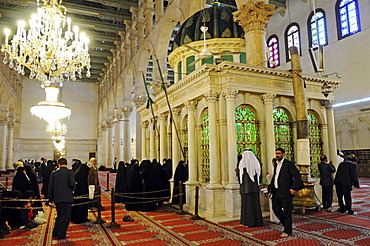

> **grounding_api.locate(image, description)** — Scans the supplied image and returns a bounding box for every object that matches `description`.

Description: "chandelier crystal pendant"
[45,120,67,139]
[30,85,71,123]
[1,0,91,87]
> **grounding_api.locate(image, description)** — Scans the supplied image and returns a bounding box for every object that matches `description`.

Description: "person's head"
[350,151,356,156]
[275,148,285,160]
[162,158,167,164]
[89,158,97,166]
[320,155,328,162]
[58,158,67,167]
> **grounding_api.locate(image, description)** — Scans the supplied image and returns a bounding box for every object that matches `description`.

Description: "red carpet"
[1,173,370,245]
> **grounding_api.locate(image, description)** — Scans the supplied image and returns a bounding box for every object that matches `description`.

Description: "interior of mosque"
[0,0,369,220]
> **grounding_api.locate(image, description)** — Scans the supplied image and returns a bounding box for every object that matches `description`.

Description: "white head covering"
[238,149,261,184]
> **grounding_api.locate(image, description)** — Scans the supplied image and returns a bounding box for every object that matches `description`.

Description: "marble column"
[224,90,240,219]
[171,108,181,177]
[6,120,14,170]
[325,101,338,164]
[101,125,107,166]
[141,121,149,160]
[155,0,164,22]
[149,119,156,161]
[218,94,228,185]
[145,9,154,36]
[0,118,8,172]
[107,121,114,168]
[205,91,224,218]
[233,0,275,66]
[113,119,120,161]
[118,119,124,161]
[122,108,132,162]
[262,93,276,175]
[159,113,168,162]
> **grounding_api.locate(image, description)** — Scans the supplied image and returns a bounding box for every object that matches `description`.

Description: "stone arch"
[337,120,354,150]
[355,117,370,149]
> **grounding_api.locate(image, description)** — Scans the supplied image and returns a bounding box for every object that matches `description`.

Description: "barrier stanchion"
[108,188,120,228]
[94,186,106,224]
[191,186,202,220]
[106,172,110,191]
[176,181,186,215]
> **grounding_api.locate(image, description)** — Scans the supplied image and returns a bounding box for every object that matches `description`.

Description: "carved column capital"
[141,121,149,128]
[185,100,198,109]
[261,93,276,102]
[160,113,168,120]
[121,107,133,116]
[233,0,275,33]
[172,107,181,116]
[204,90,220,101]
[223,89,238,99]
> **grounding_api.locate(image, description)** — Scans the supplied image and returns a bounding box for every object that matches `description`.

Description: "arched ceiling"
[0,0,286,84]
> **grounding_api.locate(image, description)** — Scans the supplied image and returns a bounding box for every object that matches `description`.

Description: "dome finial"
[212,0,221,7]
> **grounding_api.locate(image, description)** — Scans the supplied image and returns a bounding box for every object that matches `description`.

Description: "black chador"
[71,163,90,224]
[115,161,127,203]
[124,160,142,211]
[141,160,161,211]
[172,161,188,204]
[12,167,33,195]
[24,165,43,210]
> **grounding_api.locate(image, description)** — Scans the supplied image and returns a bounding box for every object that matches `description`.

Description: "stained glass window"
[309,10,328,48]
[267,35,280,68]
[235,105,261,160]
[201,111,210,182]
[183,120,189,162]
[285,23,301,61]
[177,61,182,81]
[186,56,195,74]
[336,0,361,39]
[273,108,294,161]
[308,110,323,177]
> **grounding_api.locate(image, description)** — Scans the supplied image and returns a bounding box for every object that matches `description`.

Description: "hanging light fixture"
[1,0,91,88]
[45,120,67,138]
[30,85,71,123]
[53,138,66,152]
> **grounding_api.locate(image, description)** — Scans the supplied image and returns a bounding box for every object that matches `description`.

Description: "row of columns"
[0,117,15,171]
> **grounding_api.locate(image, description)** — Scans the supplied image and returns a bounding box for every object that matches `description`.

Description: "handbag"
[88,185,95,199]
[34,211,47,224]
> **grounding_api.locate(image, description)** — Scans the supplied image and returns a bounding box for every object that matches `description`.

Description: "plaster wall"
[17,79,98,163]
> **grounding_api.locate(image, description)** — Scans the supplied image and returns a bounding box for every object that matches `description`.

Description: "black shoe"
[122,215,129,222]
[57,235,70,239]
[348,210,355,215]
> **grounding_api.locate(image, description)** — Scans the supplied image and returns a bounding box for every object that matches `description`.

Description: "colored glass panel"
[177,61,182,81]
[202,56,213,65]
[273,108,294,161]
[267,36,280,68]
[221,51,233,62]
[186,56,195,74]
[235,105,261,161]
[310,11,328,48]
[239,52,246,64]
[338,0,360,38]
[201,112,210,182]
[286,25,300,60]
[308,110,323,177]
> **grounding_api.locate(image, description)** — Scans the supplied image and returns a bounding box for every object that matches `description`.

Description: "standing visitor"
[237,148,263,227]
[318,155,336,210]
[49,158,75,239]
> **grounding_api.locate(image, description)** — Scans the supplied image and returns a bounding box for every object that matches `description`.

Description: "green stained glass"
[186,56,195,74]
[239,52,246,64]
[273,108,294,161]
[177,61,182,81]
[202,56,213,65]
[201,112,210,182]
[235,105,261,161]
[183,121,189,162]
[308,110,323,177]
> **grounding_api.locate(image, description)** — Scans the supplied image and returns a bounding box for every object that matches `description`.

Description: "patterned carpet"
[1,173,370,245]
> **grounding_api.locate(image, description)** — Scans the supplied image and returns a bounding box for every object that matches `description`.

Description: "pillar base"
[203,184,224,219]
[183,181,200,213]
[224,184,240,220]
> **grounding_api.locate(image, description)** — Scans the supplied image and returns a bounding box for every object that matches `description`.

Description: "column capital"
[172,107,181,116]
[121,106,133,116]
[141,121,149,128]
[0,117,8,125]
[106,120,113,128]
[7,121,14,129]
[204,90,220,101]
[101,124,107,131]
[185,100,198,109]
[322,100,334,108]
[233,0,275,33]
[133,95,147,107]
[261,93,276,102]
[160,113,168,120]
[223,89,238,99]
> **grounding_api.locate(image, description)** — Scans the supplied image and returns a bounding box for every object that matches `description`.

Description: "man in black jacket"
[268,148,301,237]
[49,158,75,239]
[318,155,336,210]
[334,154,357,215]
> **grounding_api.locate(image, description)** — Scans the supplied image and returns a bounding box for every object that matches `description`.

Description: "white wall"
[17,79,98,163]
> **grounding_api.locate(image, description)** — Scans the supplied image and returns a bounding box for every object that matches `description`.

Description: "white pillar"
[6,121,14,170]
[186,101,197,182]
[149,120,156,161]
[262,94,276,175]
[118,119,124,161]
[113,120,120,161]
[141,121,148,160]
[225,90,238,185]
[101,125,107,166]
[206,91,220,184]
[107,122,114,168]
[159,113,168,162]
[172,108,181,177]
[0,118,8,172]
[218,94,228,185]
[122,108,132,162]
[325,101,338,164]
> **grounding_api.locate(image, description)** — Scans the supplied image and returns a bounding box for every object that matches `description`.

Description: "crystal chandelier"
[30,85,71,123]
[1,0,91,87]
[53,138,66,152]
[45,120,67,139]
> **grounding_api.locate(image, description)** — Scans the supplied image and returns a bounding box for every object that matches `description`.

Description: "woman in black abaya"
[115,161,127,203]
[71,163,90,224]
[124,159,142,211]
[172,160,188,204]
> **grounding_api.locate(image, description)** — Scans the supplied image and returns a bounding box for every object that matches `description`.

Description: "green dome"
[172,4,244,50]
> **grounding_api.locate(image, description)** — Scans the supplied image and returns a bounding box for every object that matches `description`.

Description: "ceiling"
[0,0,286,84]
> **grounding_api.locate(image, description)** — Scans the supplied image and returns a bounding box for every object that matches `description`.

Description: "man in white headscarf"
[237,148,263,227]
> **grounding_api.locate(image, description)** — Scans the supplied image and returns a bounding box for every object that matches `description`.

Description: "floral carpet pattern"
[0,173,369,245]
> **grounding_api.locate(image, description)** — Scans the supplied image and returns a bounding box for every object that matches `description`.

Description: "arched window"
[273,108,294,161]
[201,111,210,182]
[308,9,328,48]
[235,105,261,160]
[285,23,301,62]
[186,56,195,74]
[336,0,361,39]
[267,35,280,68]
[308,110,323,177]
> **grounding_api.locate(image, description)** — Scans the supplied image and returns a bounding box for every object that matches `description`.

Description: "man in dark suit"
[334,154,357,215]
[318,155,336,210]
[49,158,75,239]
[268,148,301,237]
